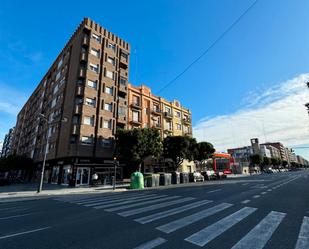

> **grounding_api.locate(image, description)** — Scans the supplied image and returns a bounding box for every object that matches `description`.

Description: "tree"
[261,157,270,170]
[163,136,196,171]
[250,154,262,166]
[282,160,288,167]
[194,142,215,170]
[115,128,162,172]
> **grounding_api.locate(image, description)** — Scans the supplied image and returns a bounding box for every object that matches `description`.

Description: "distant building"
[261,142,288,162]
[260,144,281,159]
[127,84,192,138]
[1,128,14,158]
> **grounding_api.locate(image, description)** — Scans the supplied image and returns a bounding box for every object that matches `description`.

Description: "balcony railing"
[152,108,161,115]
[183,117,191,124]
[130,102,142,109]
[164,112,173,119]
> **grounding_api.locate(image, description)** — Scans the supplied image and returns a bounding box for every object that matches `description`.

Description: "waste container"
[159,173,172,186]
[171,172,180,184]
[144,173,156,187]
[153,173,160,187]
[130,172,144,189]
[180,172,189,183]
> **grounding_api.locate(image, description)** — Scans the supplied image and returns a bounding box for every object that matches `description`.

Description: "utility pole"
[113,157,117,190]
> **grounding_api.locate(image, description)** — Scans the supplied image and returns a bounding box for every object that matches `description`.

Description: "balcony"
[76,86,84,96]
[164,128,173,134]
[152,108,162,115]
[164,112,173,119]
[79,68,86,78]
[82,35,89,46]
[80,52,87,62]
[183,117,191,124]
[74,105,82,114]
[152,123,162,129]
[117,115,127,124]
[118,84,127,95]
[185,131,192,136]
[72,125,80,135]
[130,119,142,125]
[130,102,142,109]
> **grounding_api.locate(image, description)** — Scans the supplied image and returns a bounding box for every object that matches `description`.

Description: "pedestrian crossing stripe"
[156,202,233,234]
[185,207,257,247]
[295,216,309,249]
[135,199,213,224]
[230,211,286,249]
[116,197,195,217]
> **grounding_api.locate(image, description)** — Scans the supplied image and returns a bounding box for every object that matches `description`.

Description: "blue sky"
[1,0,309,158]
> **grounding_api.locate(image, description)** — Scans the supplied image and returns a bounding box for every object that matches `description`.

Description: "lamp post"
[37,114,67,193]
[113,157,118,190]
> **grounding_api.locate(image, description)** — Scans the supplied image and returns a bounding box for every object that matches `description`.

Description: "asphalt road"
[0,170,309,249]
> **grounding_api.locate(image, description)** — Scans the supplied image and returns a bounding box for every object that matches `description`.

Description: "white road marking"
[117,197,195,217]
[133,237,167,249]
[185,207,257,247]
[261,192,267,195]
[267,189,272,192]
[231,211,286,249]
[0,227,51,240]
[253,195,260,199]
[135,200,213,224]
[241,200,251,204]
[95,196,180,211]
[74,193,147,204]
[0,213,32,220]
[242,183,249,186]
[295,216,309,249]
[84,194,161,207]
[207,189,222,193]
[156,203,233,234]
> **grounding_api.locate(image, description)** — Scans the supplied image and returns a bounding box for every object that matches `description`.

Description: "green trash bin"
[130,172,144,189]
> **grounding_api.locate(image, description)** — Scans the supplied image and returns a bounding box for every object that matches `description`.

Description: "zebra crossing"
[55,193,309,248]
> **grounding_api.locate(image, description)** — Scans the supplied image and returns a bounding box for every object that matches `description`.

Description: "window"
[105,86,113,95]
[55,71,61,81]
[81,136,93,145]
[121,51,128,61]
[165,106,171,114]
[70,135,78,144]
[119,77,126,85]
[89,63,99,73]
[85,97,96,107]
[90,48,100,57]
[103,119,112,129]
[106,70,114,79]
[108,43,116,51]
[153,104,160,112]
[84,116,94,126]
[107,57,115,65]
[175,111,181,118]
[87,79,97,89]
[101,139,112,148]
[118,106,126,115]
[165,121,172,130]
[75,97,83,105]
[92,33,101,43]
[176,123,182,130]
[132,111,140,122]
[72,115,80,124]
[57,59,63,70]
[133,96,140,105]
[51,98,57,108]
[104,103,113,112]
[53,84,59,95]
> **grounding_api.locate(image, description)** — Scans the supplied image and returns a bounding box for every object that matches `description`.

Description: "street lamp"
[37,113,67,193]
[113,157,118,190]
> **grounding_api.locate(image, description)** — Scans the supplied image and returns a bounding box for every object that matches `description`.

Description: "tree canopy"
[115,128,162,171]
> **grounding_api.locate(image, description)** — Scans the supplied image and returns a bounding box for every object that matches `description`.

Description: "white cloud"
[0,82,26,116]
[193,73,309,155]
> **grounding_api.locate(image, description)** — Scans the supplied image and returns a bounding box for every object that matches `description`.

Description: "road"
[0,170,308,249]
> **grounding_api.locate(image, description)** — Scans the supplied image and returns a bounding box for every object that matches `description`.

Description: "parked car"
[189,172,205,182]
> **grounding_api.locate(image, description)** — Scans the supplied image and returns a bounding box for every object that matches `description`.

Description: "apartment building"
[1,128,14,158]
[12,18,130,186]
[261,142,288,162]
[127,84,192,138]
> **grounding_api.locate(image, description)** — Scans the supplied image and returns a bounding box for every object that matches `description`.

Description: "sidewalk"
[0,183,129,202]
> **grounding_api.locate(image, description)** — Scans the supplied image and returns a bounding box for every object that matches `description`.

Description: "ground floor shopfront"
[40,158,123,187]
